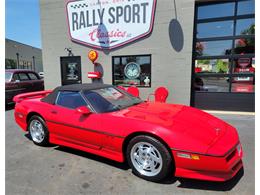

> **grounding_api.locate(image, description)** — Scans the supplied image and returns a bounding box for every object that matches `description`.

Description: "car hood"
[120,102,237,154]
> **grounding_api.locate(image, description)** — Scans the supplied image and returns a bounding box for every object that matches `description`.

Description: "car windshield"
[83,87,143,113]
[5,72,12,82]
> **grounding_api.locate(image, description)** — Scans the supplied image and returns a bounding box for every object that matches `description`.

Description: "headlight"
[236,143,242,156]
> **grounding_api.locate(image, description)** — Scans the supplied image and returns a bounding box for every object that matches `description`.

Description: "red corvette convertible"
[13,83,243,182]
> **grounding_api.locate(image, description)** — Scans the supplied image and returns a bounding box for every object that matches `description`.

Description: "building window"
[19,60,33,70]
[5,59,17,69]
[193,0,255,93]
[197,2,235,19]
[112,55,151,87]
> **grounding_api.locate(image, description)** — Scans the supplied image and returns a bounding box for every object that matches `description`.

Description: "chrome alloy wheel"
[29,119,45,143]
[130,142,163,177]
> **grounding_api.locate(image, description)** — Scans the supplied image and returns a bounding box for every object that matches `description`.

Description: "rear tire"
[126,135,173,182]
[28,115,49,146]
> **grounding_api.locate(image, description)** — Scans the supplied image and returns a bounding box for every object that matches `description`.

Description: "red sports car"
[13,83,243,182]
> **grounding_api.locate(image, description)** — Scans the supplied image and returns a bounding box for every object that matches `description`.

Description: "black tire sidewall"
[126,135,173,182]
[28,115,49,146]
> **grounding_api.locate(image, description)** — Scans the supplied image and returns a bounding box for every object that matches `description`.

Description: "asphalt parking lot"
[6,106,255,195]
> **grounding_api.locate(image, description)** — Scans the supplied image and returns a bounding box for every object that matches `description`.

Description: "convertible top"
[54,83,112,91]
[41,83,113,105]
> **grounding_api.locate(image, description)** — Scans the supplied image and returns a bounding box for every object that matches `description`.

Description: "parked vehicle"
[13,83,243,182]
[5,69,44,104]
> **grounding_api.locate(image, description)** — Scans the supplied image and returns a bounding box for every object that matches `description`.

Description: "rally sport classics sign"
[66,0,157,50]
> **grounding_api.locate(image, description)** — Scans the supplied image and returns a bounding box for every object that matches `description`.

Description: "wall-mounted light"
[88,50,98,64]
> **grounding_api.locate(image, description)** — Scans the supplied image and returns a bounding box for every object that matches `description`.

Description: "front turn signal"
[177,153,200,160]
[191,154,200,160]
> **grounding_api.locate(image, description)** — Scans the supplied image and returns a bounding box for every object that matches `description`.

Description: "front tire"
[28,115,49,146]
[126,135,173,182]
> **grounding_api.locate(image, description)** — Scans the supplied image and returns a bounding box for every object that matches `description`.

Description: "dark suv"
[5,69,44,104]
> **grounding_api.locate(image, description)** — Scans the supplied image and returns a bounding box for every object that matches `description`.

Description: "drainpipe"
[32,56,35,71]
[16,53,19,69]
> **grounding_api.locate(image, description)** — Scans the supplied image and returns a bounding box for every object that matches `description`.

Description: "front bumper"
[172,143,243,181]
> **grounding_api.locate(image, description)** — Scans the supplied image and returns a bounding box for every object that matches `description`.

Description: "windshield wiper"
[112,105,125,110]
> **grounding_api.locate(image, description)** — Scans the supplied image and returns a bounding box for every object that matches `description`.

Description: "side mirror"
[76,106,91,115]
[15,80,20,83]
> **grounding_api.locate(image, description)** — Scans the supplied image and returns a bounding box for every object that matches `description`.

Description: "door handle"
[51,110,57,114]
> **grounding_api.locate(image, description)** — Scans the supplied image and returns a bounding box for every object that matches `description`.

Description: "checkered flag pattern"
[70,3,88,9]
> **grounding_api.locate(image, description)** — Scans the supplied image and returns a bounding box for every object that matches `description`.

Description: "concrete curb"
[203,110,255,116]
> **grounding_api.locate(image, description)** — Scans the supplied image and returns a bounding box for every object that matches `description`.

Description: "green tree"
[241,24,255,36]
[234,24,255,54]
[216,60,228,73]
[197,59,210,64]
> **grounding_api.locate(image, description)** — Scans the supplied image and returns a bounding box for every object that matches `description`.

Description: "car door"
[27,72,44,91]
[82,88,126,152]
[47,91,103,150]
[17,72,33,93]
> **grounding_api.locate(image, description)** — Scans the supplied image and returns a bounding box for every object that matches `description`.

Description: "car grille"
[232,160,242,172]
[226,148,237,162]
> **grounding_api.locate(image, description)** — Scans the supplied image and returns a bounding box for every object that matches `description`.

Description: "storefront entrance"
[191,0,255,111]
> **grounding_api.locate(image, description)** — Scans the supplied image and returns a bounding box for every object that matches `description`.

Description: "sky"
[5,0,41,48]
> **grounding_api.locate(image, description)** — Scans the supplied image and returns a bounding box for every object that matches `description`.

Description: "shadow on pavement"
[177,167,244,191]
[21,136,244,189]
[55,146,130,171]
[5,103,15,111]
[55,146,178,184]
[48,145,244,188]
[24,133,57,148]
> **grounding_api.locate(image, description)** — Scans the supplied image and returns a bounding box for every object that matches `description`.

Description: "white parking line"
[203,110,255,116]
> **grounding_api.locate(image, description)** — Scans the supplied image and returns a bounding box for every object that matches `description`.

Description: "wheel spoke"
[149,161,156,172]
[146,147,152,154]
[143,161,149,170]
[134,152,141,164]
[39,133,44,139]
[150,153,161,164]
[138,144,145,153]
[39,128,44,135]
